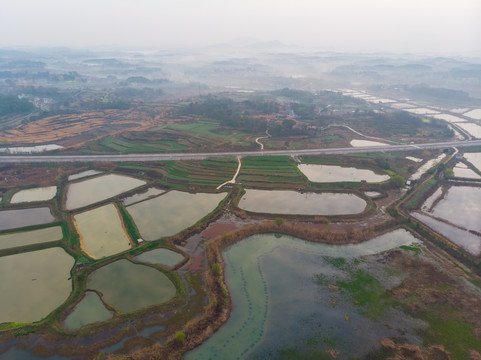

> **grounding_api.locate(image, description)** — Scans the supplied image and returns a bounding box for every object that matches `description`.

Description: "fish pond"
[412,212,481,255]
[122,187,165,206]
[65,174,146,210]
[86,259,176,313]
[134,248,185,268]
[186,230,422,359]
[10,186,57,203]
[429,186,481,231]
[63,291,113,331]
[74,203,131,259]
[0,207,55,231]
[0,247,74,323]
[0,226,62,251]
[127,191,226,240]
[238,189,366,215]
[298,164,389,183]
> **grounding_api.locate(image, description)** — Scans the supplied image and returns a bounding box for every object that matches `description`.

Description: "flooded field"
[0,247,74,323]
[421,186,443,212]
[127,191,226,240]
[238,189,366,215]
[409,154,446,181]
[430,186,481,231]
[464,109,481,120]
[135,248,184,268]
[405,108,439,115]
[87,259,176,313]
[68,170,103,181]
[456,122,481,138]
[0,226,62,251]
[65,174,146,210]
[0,144,63,154]
[122,187,165,206]
[186,230,420,359]
[464,152,481,172]
[432,114,467,123]
[298,164,389,183]
[452,165,481,179]
[412,212,481,255]
[10,186,57,203]
[350,139,387,147]
[0,207,54,231]
[63,292,113,330]
[74,204,131,259]
[406,156,423,163]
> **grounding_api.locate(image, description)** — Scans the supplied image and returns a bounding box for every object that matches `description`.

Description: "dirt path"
[216,156,242,190]
[328,124,400,145]
[255,129,271,150]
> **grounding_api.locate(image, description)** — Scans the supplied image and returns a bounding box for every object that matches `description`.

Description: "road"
[1,140,481,163]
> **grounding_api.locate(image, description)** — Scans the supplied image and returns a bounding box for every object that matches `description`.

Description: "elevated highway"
[0,140,480,163]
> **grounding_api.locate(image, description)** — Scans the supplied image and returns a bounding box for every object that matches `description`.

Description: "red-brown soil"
[202,223,238,239]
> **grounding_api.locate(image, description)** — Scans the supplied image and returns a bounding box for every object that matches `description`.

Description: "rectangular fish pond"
[238,189,367,215]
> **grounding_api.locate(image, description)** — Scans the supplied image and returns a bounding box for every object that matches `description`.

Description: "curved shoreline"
[128,217,404,359]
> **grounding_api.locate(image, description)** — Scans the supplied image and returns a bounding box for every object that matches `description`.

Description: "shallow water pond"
[238,189,366,215]
[10,186,57,203]
[0,247,74,323]
[298,164,389,183]
[63,291,113,330]
[0,207,55,231]
[87,259,176,313]
[0,226,62,251]
[74,203,131,259]
[68,170,103,181]
[135,248,185,268]
[65,174,146,210]
[186,230,421,359]
[127,191,226,240]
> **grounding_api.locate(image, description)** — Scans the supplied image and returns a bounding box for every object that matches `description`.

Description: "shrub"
[212,263,221,276]
[175,331,186,343]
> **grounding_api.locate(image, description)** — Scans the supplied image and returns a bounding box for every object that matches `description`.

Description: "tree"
[390,175,405,188]
[275,217,284,226]
[444,168,454,178]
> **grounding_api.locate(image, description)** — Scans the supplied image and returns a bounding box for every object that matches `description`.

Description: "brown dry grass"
[0,106,169,146]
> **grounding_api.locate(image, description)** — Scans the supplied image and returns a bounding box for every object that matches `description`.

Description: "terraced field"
[0,108,156,146]
[82,120,257,154]
[159,158,239,188]
[237,156,307,189]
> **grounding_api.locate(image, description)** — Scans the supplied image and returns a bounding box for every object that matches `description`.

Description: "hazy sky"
[1,0,480,56]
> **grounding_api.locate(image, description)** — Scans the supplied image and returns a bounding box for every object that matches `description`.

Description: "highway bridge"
[0,140,480,163]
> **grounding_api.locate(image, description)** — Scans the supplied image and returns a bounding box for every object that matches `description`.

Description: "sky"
[1,0,481,57]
